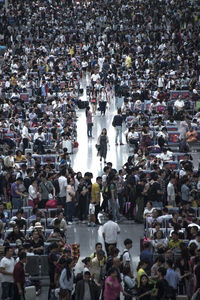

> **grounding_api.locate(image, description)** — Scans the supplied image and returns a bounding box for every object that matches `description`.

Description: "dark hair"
[137,260,149,271]
[166,259,173,268]
[84,271,91,276]
[124,238,132,246]
[158,267,166,277]
[95,242,102,248]
[4,246,11,255]
[82,257,91,264]
[54,219,61,226]
[19,251,27,261]
[123,266,131,276]
[107,266,118,276]
[156,256,165,264]
[85,106,90,117]
[65,258,73,280]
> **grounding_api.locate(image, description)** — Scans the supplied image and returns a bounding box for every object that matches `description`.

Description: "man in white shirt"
[174,97,184,111]
[158,148,173,162]
[22,120,31,154]
[167,176,175,206]
[122,238,134,276]
[58,169,68,209]
[0,247,15,300]
[102,213,120,255]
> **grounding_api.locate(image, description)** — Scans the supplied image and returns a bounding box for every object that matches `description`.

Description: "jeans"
[87,123,93,137]
[1,282,14,299]
[115,126,122,144]
[109,198,120,221]
[66,202,74,222]
[59,197,66,211]
[12,197,23,209]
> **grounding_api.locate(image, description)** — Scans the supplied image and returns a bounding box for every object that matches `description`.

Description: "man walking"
[0,247,15,300]
[112,108,124,145]
[13,252,27,300]
[91,176,102,224]
[102,213,120,255]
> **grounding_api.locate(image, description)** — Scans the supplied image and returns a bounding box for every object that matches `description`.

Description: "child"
[88,201,96,227]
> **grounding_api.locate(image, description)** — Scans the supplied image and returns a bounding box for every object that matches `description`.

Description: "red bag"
[46,199,57,208]
[73,141,79,148]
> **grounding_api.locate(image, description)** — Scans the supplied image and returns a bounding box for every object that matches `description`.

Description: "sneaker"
[88,223,91,227]
[115,143,118,145]
[68,222,73,225]
[120,143,124,145]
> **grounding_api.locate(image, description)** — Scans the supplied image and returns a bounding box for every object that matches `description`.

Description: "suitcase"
[25,286,36,300]
[78,100,89,109]
[176,296,188,300]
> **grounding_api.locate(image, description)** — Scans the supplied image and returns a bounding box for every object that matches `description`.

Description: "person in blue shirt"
[165,259,179,300]
[140,242,153,275]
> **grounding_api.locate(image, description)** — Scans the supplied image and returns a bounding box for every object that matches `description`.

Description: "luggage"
[46,199,57,208]
[77,100,89,109]
[25,286,36,300]
[176,296,188,300]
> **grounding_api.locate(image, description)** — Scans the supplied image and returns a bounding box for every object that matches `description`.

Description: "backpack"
[148,182,157,202]
[120,250,129,262]
[102,184,111,200]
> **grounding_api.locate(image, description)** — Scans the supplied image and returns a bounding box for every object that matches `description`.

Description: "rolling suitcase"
[25,285,36,300]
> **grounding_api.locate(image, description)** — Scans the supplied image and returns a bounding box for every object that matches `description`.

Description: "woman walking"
[91,88,97,115]
[97,128,109,163]
[59,258,75,300]
[85,106,93,138]
[99,87,107,116]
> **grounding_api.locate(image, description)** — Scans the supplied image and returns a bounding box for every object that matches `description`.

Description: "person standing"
[91,176,102,224]
[85,106,93,138]
[102,213,120,256]
[39,172,55,208]
[21,120,32,154]
[75,271,99,300]
[165,259,179,300]
[58,169,68,209]
[110,176,121,222]
[99,87,107,116]
[13,252,27,300]
[97,128,109,163]
[59,258,75,300]
[11,177,26,209]
[112,109,124,145]
[122,239,134,277]
[167,175,176,206]
[66,178,76,225]
[0,247,15,300]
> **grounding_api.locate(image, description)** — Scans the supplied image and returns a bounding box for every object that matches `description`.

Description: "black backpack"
[120,250,129,262]
[102,184,111,200]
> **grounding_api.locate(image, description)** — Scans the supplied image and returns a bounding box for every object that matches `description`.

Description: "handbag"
[95,144,100,151]
[46,199,57,208]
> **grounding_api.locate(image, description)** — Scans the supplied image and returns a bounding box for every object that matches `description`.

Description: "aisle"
[71,97,129,176]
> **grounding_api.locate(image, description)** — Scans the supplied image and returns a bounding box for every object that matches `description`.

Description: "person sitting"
[6,224,25,244]
[127,127,139,152]
[151,230,168,254]
[168,231,183,250]
[14,150,27,163]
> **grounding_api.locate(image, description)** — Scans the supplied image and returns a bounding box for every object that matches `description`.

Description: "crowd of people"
[0,0,200,299]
